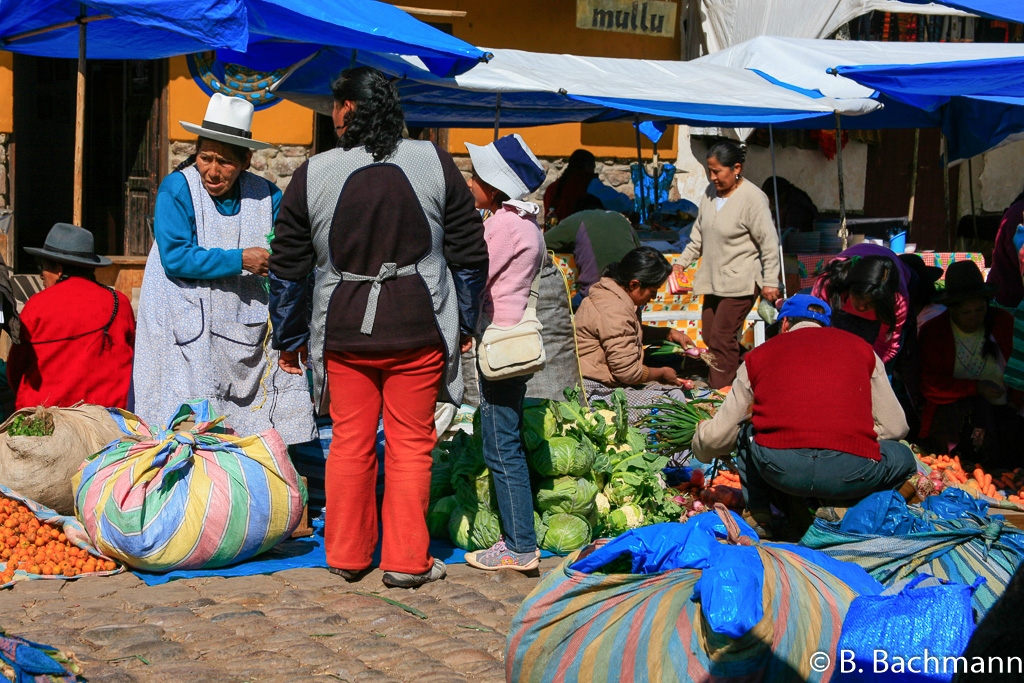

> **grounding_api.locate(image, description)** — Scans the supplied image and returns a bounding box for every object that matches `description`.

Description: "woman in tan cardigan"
[576,247,695,420]
[676,140,781,389]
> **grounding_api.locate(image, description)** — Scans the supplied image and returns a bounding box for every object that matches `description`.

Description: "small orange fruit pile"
[0,495,116,584]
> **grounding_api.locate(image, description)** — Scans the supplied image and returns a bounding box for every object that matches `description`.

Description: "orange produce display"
[670,464,745,520]
[0,494,117,586]
[917,453,1024,510]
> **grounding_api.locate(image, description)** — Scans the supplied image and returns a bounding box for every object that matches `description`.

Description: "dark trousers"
[925,397,1024,470]
[702,294,757,388]
[735,425,917,512]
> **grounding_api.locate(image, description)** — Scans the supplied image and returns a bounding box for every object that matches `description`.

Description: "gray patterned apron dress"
[304,140,464,413]
[132,167,316,444]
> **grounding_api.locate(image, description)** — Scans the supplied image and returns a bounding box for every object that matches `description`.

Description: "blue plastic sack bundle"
[835,575,983,683]
[507,508,882,682]
[802,490,1024,616]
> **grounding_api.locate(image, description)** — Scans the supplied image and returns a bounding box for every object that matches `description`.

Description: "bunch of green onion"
[639,396,722,456]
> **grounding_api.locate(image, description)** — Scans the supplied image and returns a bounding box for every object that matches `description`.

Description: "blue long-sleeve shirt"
[153,171,282,280]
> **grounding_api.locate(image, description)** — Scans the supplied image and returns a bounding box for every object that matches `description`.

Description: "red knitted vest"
[744,326,881,460]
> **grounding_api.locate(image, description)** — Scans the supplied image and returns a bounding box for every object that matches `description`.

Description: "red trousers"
[324,345,444,574]
[701,294,757,389]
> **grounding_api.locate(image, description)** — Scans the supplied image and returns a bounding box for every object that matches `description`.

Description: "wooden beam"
[73,6,86,226]
[1,14,109,45]
[393,6,467,18]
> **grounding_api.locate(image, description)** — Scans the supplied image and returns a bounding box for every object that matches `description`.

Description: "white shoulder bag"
[477,269,546,380]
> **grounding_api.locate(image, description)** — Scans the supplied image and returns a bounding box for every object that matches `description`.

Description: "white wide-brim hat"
[180,93,271,150]
[466,134,545,201]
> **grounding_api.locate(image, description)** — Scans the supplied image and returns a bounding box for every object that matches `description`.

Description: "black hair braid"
[602,246,673,289]
[334,67,405,163]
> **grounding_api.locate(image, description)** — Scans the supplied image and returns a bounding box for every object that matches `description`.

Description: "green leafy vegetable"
[540,513,592,553]
[448,505,501,551]
[528,436,594,477]
[535,476,599,517]
[6,415,54,437]
[427,495,458,539]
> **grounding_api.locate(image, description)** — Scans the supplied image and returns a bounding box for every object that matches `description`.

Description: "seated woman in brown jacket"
[575,247,695,420]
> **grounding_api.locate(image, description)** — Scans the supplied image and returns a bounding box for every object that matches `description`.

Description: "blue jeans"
[479,374,537,553]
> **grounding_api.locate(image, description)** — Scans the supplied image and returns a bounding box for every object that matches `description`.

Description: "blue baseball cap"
[778,294,832,326]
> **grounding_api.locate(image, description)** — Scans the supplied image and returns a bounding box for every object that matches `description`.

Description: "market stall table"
[552,253,764,348]
[786,251,987,291]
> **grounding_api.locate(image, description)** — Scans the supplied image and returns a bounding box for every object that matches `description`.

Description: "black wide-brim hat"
[934,260,997,304]
[898,253,943,286]
[25,223,111,268]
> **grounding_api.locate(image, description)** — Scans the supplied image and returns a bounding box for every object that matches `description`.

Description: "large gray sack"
[0,404,124,514]
[525,254,584,403]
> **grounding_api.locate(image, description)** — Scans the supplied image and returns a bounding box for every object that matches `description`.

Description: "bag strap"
[525,266,543,314]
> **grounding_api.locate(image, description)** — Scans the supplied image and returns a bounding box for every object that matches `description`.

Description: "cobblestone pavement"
[0,563,544,682]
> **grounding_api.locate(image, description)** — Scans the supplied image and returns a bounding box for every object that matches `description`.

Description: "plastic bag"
[835,574,983,682]
[920,488,991,520]
[840,491,923,536]
[573,511,765,638]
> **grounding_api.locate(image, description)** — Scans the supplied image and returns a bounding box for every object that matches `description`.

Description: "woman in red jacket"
[8,223,135,409]
[919,261,1023,466]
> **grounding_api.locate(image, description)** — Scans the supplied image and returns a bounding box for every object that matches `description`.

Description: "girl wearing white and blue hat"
[463,134,548,572]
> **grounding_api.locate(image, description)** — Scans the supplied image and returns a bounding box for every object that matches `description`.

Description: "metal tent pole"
[634,115,645,223]
[967,157,978,243]
[907,128,920,239]
[834,111,848,251]
[493,93,501,142]
[768,123,787,298]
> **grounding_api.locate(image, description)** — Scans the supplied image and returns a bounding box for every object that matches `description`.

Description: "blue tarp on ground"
[1,0,486,77]
[131,520,557,586]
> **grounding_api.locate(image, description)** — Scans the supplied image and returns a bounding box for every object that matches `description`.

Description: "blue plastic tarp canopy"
[897,0,1024,23]
[696,36,1024,161]
[273,46,866,129]
[835,56,1024,109]
[0,0,486,77]
[0,0,248,57]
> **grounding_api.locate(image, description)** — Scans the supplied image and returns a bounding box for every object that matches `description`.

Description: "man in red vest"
[692,294,915,538]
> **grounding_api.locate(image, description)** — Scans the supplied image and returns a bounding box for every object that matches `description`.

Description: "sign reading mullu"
[577,0,677,38]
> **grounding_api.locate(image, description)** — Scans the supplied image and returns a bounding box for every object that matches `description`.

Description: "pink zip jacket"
[811,243,911,364]
[483,202,545,327]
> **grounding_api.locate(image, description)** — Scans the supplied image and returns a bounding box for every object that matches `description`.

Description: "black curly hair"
[818,254,899,329]
[331,66,405,163]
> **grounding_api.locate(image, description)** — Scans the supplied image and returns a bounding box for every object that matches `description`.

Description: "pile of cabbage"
[428,390,684,554]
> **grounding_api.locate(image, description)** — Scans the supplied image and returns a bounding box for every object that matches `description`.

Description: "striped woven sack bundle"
[72,400,307,572]
[801,514,1024,617]
[507,539,859,683]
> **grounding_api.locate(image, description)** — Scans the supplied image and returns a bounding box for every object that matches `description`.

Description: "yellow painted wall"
[0,52,12,133]
[168,56,313,145]
[421,0,681,59]
[458,122,677,159]
[407,0,683,158]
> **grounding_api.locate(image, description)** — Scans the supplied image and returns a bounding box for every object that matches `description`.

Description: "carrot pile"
[0,495,116,584]
[670,465,745,520]
[917,453,1024,505]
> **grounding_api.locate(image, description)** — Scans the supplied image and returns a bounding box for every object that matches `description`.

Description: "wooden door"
[123,60,167,256]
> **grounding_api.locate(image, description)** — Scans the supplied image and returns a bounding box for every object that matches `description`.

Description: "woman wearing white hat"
[462,134,547,572]
[131,93,315,445]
